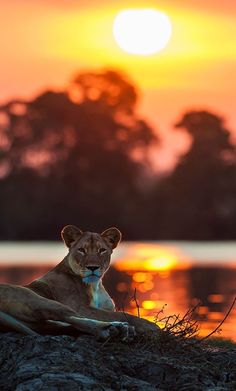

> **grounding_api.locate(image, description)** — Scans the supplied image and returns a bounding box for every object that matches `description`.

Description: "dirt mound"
[0,332,235,390]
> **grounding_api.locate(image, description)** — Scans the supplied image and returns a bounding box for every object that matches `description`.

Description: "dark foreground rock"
[0,332,235,391]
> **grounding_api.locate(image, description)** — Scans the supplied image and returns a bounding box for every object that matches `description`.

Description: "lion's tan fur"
[0,226,158,337]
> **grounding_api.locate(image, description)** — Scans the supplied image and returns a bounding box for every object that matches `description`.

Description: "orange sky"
[1,0,236,170]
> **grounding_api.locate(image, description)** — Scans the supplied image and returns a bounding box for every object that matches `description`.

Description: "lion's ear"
[61,225,83,248]
[101,227,122,249]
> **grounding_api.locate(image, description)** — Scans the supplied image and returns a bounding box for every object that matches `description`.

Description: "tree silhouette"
[1,72,236,240]
[71,69,137,114]
[149,111,236,239]
[0,70,158,239]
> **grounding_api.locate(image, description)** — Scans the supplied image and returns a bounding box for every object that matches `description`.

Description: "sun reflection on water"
[115,244,190,272]
[112,244,236,341]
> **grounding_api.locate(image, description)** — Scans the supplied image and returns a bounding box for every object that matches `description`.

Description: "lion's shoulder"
[26,279,55,300]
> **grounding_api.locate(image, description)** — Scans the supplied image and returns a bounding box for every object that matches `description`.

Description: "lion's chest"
[89,284,115,311]
[90,289,102,309]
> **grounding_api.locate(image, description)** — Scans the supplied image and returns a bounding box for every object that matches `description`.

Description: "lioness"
[0,226,158,340]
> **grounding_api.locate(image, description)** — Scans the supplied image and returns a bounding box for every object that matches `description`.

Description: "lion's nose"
[86,266,100,272]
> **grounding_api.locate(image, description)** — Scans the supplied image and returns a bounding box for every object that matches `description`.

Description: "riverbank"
[0,331,235,390]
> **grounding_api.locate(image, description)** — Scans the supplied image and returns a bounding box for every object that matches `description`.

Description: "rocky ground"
[0,331,235,391]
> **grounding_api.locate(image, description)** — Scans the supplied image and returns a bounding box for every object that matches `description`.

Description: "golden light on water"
[115,244,189,272]
[113,244,236,340]
[133,272,147,282]
[142,300,158,310]
[208,294,224,303]
[133,281,154,292]
[208,312,223,321]
[145,256,176,271]
[198,306,209,315]
[113,9,172,55]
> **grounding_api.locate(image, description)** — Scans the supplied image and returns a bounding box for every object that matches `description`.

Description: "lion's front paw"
[98,321,136,341]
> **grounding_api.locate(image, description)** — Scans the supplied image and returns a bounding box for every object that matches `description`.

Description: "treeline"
[0,70,235,240]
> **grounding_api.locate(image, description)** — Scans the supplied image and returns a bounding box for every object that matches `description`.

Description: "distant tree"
[71,69,137,114]
[0,70,158,239]
[149,111,236,239]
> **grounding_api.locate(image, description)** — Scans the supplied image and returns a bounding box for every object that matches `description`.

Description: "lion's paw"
[98,321,136,341]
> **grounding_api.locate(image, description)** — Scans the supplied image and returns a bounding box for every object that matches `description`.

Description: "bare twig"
[130,288,140,318]
[120,285,235,346]
[167,303,201,332]
[199,296,236,343]
[154,302,201,339]
[153,304,167,324]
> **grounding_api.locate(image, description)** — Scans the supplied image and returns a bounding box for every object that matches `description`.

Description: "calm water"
[0,242,235,341]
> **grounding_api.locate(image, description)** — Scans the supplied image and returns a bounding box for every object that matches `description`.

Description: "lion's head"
[61,225,122,284]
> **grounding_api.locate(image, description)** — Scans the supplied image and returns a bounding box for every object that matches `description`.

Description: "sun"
[113,9,172,56]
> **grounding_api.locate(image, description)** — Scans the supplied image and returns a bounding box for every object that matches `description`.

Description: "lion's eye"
[77,248,86,254]
[99,248,107,254]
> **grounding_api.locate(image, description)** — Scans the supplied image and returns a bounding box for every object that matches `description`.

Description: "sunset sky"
[1,0,236,170]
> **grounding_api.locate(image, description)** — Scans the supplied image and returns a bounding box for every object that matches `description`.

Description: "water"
[0,241,235,341]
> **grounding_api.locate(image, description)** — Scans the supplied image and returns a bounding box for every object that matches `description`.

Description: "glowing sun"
[113,9,172,56]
